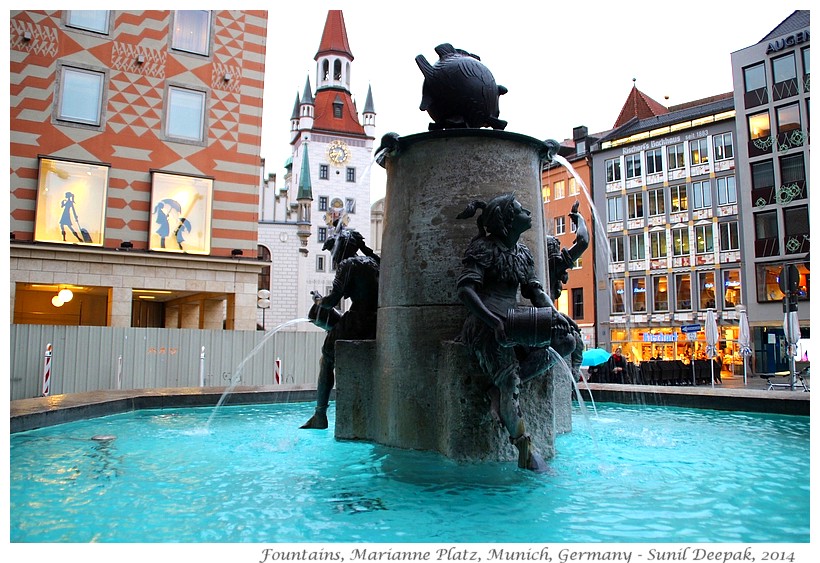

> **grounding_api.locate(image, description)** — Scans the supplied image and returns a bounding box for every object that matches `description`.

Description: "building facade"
[730,10,810,372]
[257,10,376,330]
[592,88,744,371]
[541,126,600,349]
[10,10,267,330]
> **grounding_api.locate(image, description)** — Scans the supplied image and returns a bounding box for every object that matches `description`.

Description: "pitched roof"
[613,83,669,128]
[312,88,366,136]
[759,10,810,43]
[315,10,353,60]
[297,145,312,200]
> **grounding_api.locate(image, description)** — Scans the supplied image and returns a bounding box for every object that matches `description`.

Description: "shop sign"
[643,332,680,342]
[766,29,809,54]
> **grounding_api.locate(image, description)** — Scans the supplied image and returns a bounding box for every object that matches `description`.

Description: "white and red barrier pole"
[42,343,52,396]
[275,357,281,384]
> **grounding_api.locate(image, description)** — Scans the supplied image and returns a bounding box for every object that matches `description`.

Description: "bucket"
[504,307,554,347]
[308,303,341,331]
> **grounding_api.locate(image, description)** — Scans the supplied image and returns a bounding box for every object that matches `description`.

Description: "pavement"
[10,369,810,434]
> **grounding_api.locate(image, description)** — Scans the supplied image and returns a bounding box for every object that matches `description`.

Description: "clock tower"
[279,10,377,326]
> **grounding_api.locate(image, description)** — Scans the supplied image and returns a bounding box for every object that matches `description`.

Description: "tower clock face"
[327,140,351,166]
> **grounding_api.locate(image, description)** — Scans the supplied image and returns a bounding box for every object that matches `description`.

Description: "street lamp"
[257,289,271,330]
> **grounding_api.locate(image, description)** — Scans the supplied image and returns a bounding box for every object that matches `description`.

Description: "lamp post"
[257,289,271,331]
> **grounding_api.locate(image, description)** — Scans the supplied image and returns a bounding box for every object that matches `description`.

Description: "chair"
[640,361,655,385]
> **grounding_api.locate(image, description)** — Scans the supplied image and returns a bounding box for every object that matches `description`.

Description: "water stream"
[205,317,312,428]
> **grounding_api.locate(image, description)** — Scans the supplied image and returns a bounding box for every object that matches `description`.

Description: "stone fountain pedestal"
[335,130,572,462]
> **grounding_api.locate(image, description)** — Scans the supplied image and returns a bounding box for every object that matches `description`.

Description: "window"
[719,221,739,251]
[694,224,713,254]
[629,233,645,260]
[772,52,797,84]
[754,210,779,257]
[652,275,669,312]
[631,277,647,312]
[612,279,626,313]
[166,86,206,142]
[670,185,688,212]
[689,138,709,165]
[346,167,356,182]
[723,270,741,308]
[257,245,271,291]
[675,273,692,310]
[318,196,328,211]
[780,153,806,185]
[319,164,329,180]
[650,231,667,258]
[541,185,551,203]
[345,198,356,214]
[776,103,801,133]
[647,189,665,216]
[783,206,809,255]
[568,177,579,196]
[713,132,733,161]
[149,171,213,254]
[555,216,566,235]
[748,111,771,140]
[744,63,767,92]
[607,196,623,222]
[667,143,685,170]
[672,227,689,256]
[318,226,327,243]
[645,148,663,174]
[554,180,565,199]
[610,237,625,263]
[751,160,775,190]
[605,158,622,182]
[172,10,211,56]
[333,99,343,118]
[316,255,326,272]
[698,271,717,310]
[625,154,642,179]
[56,66,105,126]
[802,47,810,82]
[691,180,712,210]
[627,192,644,219]
[716,176,737,205]
[66,10,109,33]
[34,158,109,246]
[571,288,584,320]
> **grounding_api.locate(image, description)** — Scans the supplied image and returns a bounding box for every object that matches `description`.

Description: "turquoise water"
[10,402,809,543]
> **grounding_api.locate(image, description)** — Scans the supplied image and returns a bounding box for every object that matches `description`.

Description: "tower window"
[333,102,343,118]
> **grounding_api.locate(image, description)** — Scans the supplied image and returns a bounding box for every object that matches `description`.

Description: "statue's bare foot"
[512,434,548,472]
[300,412,328,429]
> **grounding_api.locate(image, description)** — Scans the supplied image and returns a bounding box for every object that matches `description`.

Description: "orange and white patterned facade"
[10,10,267,329]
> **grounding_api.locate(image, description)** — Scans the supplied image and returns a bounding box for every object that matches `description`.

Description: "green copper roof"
[297,145,313,200]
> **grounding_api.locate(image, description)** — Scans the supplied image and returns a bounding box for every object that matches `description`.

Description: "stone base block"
[335,339,556,462]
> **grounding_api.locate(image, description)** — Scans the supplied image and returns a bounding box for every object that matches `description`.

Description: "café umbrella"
[581,348,611,367]
[705,309,719,388]
[738,307,752,386]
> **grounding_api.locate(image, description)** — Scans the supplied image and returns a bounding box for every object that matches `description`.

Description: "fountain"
[332,44,586,468]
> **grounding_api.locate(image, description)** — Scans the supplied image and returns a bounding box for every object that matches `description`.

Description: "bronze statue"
[546,200,589,380]
[416,43,507,130]
[301,227,380,429]
[456,193,579,470]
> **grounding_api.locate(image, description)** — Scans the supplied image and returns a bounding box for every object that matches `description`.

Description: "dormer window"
[333,95,343,118]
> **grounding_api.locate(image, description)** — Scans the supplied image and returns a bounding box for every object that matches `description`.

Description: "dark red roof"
[312,89,365,136]
[315,10,353,60]
[613,85,668,128]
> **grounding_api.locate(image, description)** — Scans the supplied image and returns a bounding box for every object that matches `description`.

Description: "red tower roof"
[315,10,353,60]
[613,84,668,128]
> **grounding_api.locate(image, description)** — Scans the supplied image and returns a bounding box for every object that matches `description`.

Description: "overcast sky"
[261,1,797,202]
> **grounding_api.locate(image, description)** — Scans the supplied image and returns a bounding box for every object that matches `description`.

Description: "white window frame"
[65,10,110,34]
[713,132,734,161]
[605,158,621,182]
[172,10,211,56]
[667,143,686,170]
[624,153,642,179]
[692,180,712,210]
[166,85,206,143]
[695,224,714,254]
[607,196,623,223]
[555,216,566,235]
[716,176,737,206]
[647,188,665,216]
[56,65,105,127]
